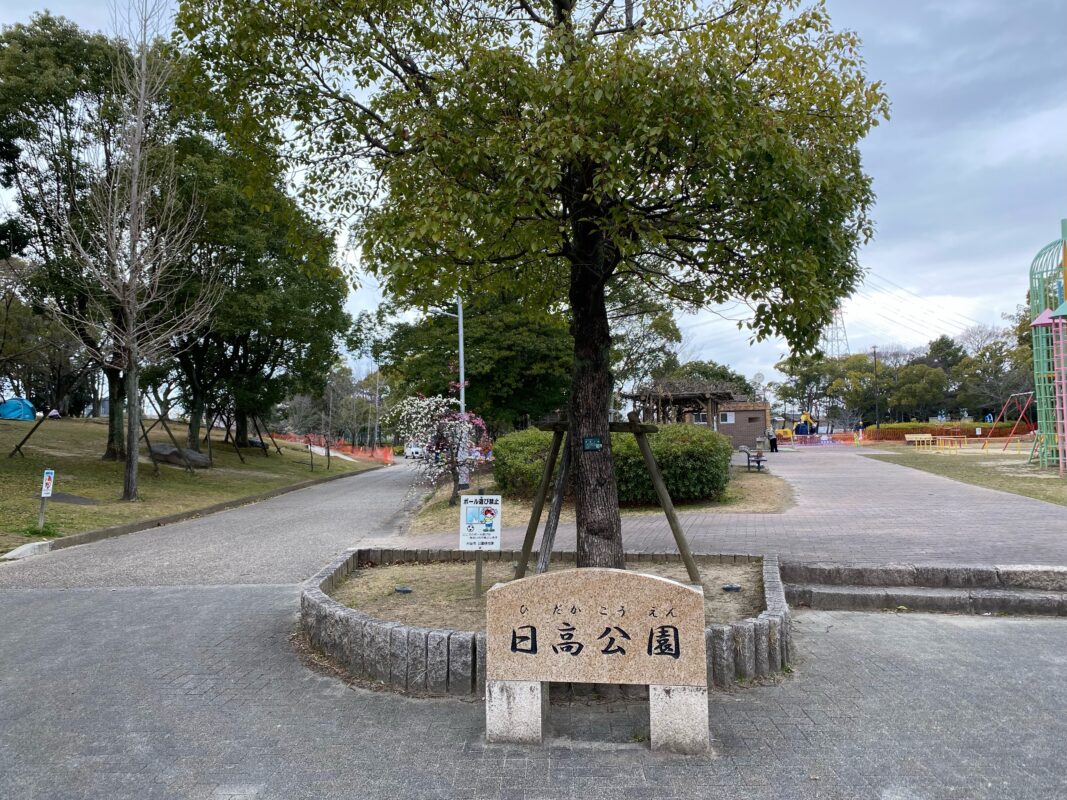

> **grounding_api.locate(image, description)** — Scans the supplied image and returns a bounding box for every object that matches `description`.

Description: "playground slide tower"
[1029,220,1067,472]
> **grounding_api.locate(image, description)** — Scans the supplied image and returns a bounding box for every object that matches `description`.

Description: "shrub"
[613,424,733,504]
[492,424,732,504]
[493,428,559,496]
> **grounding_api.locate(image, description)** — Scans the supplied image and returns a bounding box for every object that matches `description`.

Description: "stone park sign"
[485,568,709,753]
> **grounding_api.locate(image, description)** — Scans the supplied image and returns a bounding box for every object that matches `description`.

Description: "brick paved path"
[1,588,1063,799]
[2,462,1066,799]
[410,448,1067,567]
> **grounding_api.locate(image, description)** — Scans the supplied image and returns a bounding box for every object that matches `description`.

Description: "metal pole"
[457,295,470,488]
[37,497,47,530]
[457,295,465,414]
[373,367,381,448]
[872,345,880,430]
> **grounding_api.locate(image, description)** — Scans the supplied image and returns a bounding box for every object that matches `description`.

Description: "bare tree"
[958,324,1005,355]
[39,0,217,499]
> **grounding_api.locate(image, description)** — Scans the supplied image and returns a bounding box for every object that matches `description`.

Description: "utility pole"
[871,345,880,430]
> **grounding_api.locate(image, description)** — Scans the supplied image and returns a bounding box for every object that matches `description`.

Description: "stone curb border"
[2,464,382,560]
[780,561,1067,592]
[300,548,792,698]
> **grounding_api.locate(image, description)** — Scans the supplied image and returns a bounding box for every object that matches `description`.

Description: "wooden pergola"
[621,378,740,424]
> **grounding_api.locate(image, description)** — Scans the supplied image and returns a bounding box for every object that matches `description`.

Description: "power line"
[851,288,970,339]
[864,272,987,328]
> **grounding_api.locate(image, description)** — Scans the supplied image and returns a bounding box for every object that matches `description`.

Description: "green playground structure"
[1028,219,1067,473]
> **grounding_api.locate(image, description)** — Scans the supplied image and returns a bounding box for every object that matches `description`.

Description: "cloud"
[958,102,1067,169]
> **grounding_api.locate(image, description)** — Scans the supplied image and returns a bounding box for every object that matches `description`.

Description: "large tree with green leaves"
[180,0,887,566]
[162,132,350,449]
[369,295,573,433]
[0,14,129,456]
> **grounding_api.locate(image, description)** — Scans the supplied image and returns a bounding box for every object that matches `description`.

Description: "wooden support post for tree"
[250,415,270,457]
[225,415,245,463]
[514,429,564,579]
[138,416,161,477]
[254,414,284,455]
[204,410,216,465]
[146,396,195,474]
[627,411,701,585]
[536,433,572,575]
[203,411,219,444]
[8,415,47,458]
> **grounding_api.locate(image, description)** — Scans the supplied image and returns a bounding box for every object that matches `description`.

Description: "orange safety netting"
[269,432,394,464]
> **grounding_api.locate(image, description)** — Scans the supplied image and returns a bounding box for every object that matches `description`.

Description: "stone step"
[786,583,1067,616]
[780,562,1067,592]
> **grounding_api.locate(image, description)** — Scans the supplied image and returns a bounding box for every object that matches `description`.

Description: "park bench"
[738,445,766,472]
[904,433,934,449]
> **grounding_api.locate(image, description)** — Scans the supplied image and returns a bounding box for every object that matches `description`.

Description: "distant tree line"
[772,314,1032,426]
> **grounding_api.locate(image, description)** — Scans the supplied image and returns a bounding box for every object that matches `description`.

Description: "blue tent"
[0,397,35,421]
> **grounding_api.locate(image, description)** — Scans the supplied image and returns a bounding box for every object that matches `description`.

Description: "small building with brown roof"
[621,379,771,449]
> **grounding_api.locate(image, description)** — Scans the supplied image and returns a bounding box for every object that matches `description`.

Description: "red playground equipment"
[980,392,1035,451]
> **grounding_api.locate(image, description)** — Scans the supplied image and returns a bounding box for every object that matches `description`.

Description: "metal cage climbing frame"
[1029,220,1067,471]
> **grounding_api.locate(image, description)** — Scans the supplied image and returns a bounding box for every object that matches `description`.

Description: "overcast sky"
[4,0,1065,384]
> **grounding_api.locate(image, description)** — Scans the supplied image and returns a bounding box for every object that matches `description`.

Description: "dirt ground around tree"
[330,559,763,630]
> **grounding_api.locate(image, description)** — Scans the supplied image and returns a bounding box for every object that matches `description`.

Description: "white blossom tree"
[387,395,487,506]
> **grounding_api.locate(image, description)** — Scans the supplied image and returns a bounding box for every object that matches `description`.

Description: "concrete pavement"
[2,454,1066,799]
[1,588,1063,799]
[409,447,1067,567]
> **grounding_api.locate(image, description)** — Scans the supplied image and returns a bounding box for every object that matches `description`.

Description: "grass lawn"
[0,417,374,556]
[407,464,793,534]
[864,443,1067,507]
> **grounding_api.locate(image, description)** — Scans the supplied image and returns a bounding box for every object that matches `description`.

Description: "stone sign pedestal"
[649,685,710,754]
[485,680,548,744]
[485,568,709,754]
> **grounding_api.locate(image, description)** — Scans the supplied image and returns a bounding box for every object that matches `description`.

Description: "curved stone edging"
[300,548,792,697]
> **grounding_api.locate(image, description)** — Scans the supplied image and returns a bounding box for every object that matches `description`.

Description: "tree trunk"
[448,467,460,506]
[568,260,624,569]
[91,369,102,417]
[122,355,139,501]
[104,365,125,461]
[187,398,204,451]
[234,411,250,447]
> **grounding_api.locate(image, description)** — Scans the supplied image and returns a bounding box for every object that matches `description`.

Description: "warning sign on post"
[41,469,54,498]
[460,495,501,551]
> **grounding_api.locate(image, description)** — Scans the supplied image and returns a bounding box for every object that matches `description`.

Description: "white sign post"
[460,494,501,596]
[38,468,54,530]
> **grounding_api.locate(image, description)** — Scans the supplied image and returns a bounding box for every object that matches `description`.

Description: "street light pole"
[457,295,465,414]
[871,345,880,430]
[434,296,470,488]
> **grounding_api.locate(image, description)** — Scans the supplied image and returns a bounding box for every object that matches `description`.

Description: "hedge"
[863,421,1028,441]
[492,428,561,497]
[872,421,1018,431]
[493,424,733,505]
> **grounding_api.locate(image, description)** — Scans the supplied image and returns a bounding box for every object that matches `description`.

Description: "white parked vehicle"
[404,442,425,459]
